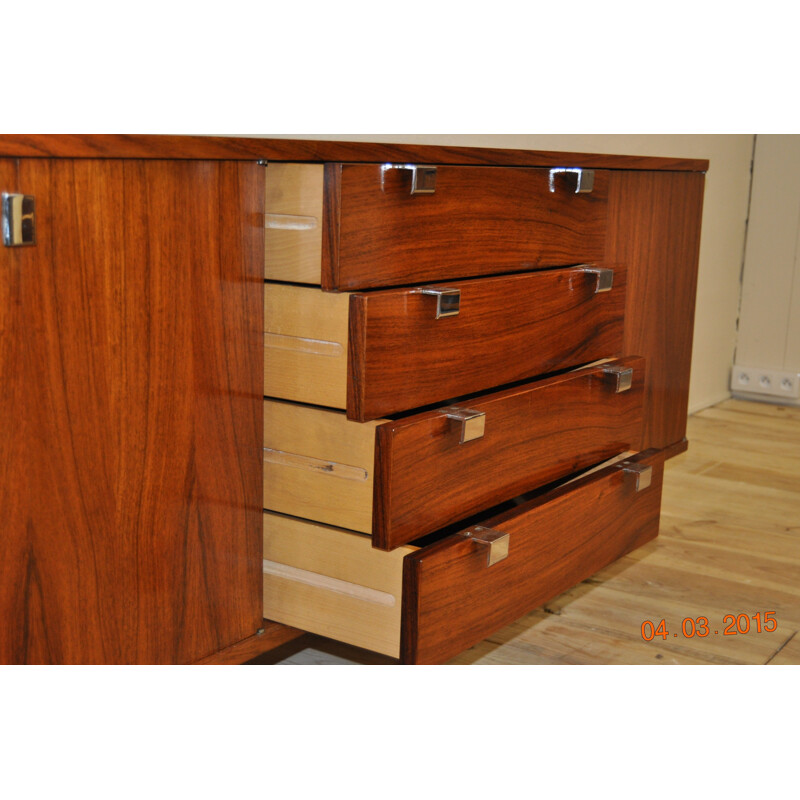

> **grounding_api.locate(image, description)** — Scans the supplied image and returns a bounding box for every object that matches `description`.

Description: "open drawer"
[265,265,624,422]
[264,357,646,550]
[263,450,666,664]
[265,163,609,290]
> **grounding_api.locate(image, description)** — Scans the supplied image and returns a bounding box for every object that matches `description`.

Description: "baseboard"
[688,392,732,416]
[730,391,800,408]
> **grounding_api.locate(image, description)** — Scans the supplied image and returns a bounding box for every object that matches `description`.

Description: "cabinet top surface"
[0,135,709,171]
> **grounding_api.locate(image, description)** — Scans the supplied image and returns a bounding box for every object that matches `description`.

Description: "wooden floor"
[266,399,800,665]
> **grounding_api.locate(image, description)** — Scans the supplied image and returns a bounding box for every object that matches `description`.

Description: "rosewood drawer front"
[264,163,609,290]
[265,265,625,422]
[402,449,666,664]
[262,450,665,662]
[263,357,645,549]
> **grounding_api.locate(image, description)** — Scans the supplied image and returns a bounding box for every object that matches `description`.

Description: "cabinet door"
[0,158,264,663]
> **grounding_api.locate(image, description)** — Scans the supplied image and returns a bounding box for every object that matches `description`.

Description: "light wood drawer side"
[263,400,383,534]
[264,283,350,409]
[263,513,415,658]
[265,163,324,284]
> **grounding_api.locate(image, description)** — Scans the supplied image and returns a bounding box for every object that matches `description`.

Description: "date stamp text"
[641,612,778,641]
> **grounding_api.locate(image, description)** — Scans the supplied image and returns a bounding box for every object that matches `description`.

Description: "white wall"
[257,134,755,413]
[734,134,800,405]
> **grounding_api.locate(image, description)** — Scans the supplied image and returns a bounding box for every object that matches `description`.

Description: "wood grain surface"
[373,357,646,550]
[348,265,626,421]
[610,170,706,450]
[401,450,666,664]
[0,135,710,172]
[0,158,264,664]
[327,164,609,290]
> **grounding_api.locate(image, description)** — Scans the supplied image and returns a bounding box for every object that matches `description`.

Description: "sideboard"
[0,136,706,664]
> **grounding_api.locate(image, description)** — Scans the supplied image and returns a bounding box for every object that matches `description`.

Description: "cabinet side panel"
[0,158,264,664]
[610,170,705,450]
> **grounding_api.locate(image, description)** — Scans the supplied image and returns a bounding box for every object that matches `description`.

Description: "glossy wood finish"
[373,357,646,550]
[348,265,625,421]
[193,621,305,665]
[0,135,710,172]
[611,170,706,451]
[401,450,666,664]
[325,165,609,290]
[0,158,264,664]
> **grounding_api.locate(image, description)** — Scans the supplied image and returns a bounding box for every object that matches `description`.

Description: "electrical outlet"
[731,365,800,399]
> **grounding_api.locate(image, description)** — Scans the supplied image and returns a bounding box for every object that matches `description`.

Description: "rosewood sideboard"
[0,136,706,664]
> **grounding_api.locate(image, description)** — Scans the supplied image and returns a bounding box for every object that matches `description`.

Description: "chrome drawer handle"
[602,365,634,393]
[441,406,486,444]
[380,163,437,195]
[581,266,614,294]
[549,167,595,194]
[420,287,460,318]
[619,462,653,492]
[459,526,510,567]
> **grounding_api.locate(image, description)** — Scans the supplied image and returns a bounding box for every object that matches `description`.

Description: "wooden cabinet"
[0,136,706,665]
[0,156,263,664]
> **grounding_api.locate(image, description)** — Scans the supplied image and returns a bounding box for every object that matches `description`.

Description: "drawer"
[263,450,665,663]
[264,163,609,290]
[264,357,645,550]
[265,265,625,422]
